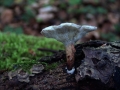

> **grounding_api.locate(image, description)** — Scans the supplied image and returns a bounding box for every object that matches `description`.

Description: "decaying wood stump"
[37,40,120,90]
[75,40,120,90]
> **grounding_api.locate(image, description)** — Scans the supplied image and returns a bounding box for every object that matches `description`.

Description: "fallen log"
[1,40,120,90]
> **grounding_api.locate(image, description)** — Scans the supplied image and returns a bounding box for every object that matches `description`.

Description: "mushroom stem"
[65,44,76,70]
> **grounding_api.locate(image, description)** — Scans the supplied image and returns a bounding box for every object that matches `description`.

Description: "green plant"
[114,24,120,33]
[97,7,107,14]
[0,0,13,7]
[68,0,82,5]
[22,7,36,22]
[0,32,64,71]
[101,32,119,41]
[3,25,24,34]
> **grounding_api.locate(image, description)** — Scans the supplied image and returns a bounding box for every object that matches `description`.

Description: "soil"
[0,64,116,90]
[0,40,120,90]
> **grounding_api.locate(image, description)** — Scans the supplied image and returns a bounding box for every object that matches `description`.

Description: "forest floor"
[0,40,119,90]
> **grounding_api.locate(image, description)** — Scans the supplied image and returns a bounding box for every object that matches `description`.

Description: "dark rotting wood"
[38,48,58,53]
[1,40,120,90]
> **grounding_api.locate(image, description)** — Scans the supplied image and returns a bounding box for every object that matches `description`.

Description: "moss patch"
[0,33,64,71]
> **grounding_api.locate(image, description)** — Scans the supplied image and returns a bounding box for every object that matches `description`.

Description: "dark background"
[0,0,120,41]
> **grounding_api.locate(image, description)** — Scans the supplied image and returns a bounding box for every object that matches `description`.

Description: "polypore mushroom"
[41,23,97,74]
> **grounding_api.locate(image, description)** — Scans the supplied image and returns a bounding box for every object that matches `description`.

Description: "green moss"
[0,33,64,71]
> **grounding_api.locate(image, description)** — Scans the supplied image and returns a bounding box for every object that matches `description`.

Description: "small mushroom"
[41,23,97,74]
[8,70,18,80]
[17,69,30,83]
[30,64,44,74]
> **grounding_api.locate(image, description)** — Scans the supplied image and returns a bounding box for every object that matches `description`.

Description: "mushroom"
[30,64,44,74]
[8,70,18,80]
[41,23,97,74]
[17,69,30,83]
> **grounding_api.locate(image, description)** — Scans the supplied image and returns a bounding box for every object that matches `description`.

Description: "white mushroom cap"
[81,25,97,31]
[74,25,97,42]
[41,23,97,46]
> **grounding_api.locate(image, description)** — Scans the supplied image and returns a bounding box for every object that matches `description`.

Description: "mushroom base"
[67,67,75,74]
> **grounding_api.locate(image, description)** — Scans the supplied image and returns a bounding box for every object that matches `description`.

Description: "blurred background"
[0,0,120,41]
